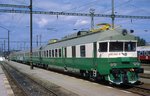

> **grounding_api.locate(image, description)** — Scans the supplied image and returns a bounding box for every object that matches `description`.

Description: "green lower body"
[10,56,143,84]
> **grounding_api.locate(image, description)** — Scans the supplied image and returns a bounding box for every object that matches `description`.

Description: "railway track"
[1,62,57,96]
[0,62,27,96]
[3,61,150,96]
[139,73,150,79]
[123,84,150,96]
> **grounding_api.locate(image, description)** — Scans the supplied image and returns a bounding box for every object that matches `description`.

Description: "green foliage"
[136,36,146,46]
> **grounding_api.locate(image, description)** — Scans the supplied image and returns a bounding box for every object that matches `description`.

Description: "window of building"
[72,46,76,57]
[99,42,107,52]
[80,45,86,57]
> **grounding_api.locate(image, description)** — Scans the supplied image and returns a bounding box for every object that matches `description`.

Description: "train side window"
[39,51,41,57]
[52,50,54,57]
[72,46,76,58]
[125,42,136,51]
[140,51,143,56]
[64,48,67,57]
[144,51,148,56]
[42,51,44,57]
[55,49,58,57]
[80,45,86,57]
[143,51,146,56]
[43,51,44,57]
[47,50,48,57]
[44,51,46,57]
[59,49,61,57]
[99,42,107,52]
[49,50,51,57]
[137,51,140,56]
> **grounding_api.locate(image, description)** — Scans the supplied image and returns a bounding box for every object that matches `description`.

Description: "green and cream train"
[9,26,143,85]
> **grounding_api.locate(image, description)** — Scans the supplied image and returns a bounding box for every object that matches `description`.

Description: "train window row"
[138,51,150,56]
[12,43,90,58]
[40,49,62,58]
[98,42,136,52]
[40,45,87,58]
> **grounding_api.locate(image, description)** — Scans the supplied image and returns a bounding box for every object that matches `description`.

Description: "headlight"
[133,62,140,66]
[110,63,117,67]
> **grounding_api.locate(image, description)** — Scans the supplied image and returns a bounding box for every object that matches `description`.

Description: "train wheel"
[80,70,89,79]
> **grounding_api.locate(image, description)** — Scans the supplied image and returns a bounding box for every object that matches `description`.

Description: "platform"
[5,61,141,96]
[144,70,150,74]
[0,62,14,96]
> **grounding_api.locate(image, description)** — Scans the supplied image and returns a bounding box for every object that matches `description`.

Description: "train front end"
[97,40,144,85]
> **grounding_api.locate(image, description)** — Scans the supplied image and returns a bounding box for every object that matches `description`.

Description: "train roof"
[43,27,137,50]
[137,46,150,51]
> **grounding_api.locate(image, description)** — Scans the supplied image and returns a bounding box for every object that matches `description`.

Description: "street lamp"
[0,26,10,60]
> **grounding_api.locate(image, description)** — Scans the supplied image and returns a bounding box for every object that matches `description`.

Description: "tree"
[136,36,146,46]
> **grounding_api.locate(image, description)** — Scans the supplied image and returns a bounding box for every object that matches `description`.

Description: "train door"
[98,42,108,58]
[62,47,67,71]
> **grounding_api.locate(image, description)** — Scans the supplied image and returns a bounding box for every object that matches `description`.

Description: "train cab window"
[125,42,136,51]
[59,49,61,57]
[72,46,76,58]
[109,42,123,52]
[55,49,58,57]
[99,42,107,52]
[80,45,86,57]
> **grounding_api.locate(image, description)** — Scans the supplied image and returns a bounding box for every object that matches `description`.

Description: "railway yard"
[0,1,150,96]
[0,60,150,96]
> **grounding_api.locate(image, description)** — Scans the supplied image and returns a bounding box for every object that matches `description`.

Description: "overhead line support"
[29,0,33,69]
[0,9,150,19]
[0,4,29,8]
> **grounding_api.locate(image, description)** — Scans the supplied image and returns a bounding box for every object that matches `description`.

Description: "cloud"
[74,19,89,26]
[34,0,72,11]
[36,18,49,27]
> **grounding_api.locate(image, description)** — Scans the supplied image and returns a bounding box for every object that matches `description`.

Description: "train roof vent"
[48,39,58,44]
[77,31,89,36]
[62,31,89,40]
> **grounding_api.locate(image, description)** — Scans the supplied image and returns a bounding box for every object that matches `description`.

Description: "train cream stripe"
[98,52,137,58]
[3,76,14,96]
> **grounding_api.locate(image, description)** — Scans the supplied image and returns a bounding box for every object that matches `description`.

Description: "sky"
[0,0,150,51]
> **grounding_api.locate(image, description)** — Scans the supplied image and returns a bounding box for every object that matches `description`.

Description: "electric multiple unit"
[9,27,143,85]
